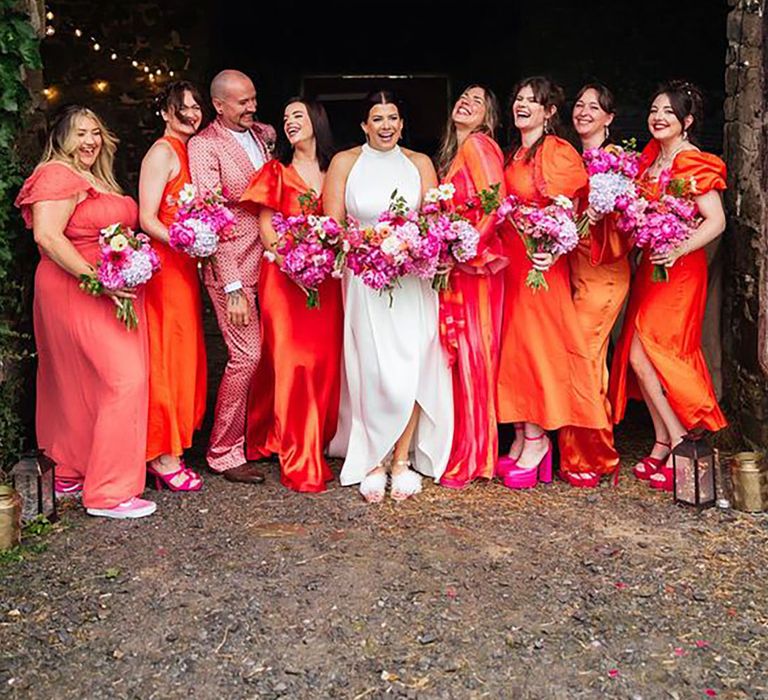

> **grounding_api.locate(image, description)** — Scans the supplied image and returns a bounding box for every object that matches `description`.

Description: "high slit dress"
[608,142,728,432]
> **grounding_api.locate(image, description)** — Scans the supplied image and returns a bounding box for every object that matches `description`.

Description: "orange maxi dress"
[16,162,149,509]
[144,135,207,461]
[558,206,631,475]
[439,133,507,488]
[497,136,608,432]
[240,160,343,492]
[609,142,728,432]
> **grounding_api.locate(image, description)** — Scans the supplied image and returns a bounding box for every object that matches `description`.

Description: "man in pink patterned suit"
[189,69,275,483]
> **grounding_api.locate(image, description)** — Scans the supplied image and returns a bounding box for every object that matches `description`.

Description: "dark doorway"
[209,0,729,153]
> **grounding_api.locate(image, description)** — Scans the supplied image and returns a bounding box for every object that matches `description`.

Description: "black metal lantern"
[672,434,716,508]
[9,450,57,523]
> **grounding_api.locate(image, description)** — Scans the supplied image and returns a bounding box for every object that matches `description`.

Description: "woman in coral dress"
[497,77,608,490]
[240,98,342,493]
[139,81,207,491]
[558,83,631,487]
[15,106,155,519]
[435,85,507,489]
[609,81,727,491]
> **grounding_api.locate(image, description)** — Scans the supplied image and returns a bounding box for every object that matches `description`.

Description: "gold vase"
[730,452,768,513]
[0,484,22,551]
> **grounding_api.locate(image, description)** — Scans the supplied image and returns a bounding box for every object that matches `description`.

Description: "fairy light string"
[41,5,182,100]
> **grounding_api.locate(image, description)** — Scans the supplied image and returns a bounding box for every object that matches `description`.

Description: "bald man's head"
[210,69,257,132]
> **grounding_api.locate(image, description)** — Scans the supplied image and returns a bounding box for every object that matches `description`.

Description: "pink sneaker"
[55,477,84,499]
[86,497,157,519]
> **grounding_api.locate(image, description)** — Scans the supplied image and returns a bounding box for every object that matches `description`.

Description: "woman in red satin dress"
[15,106,155,519]
[435,85,507,489]
[609,81,727,491]
[558,83,631,487]
[497,76,608,490]
[240,99,342,493]
[139,81,207,491]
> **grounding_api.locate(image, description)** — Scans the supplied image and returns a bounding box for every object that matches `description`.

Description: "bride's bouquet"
[577,142,640,236]
[266,192,346,309]
[168,183,234,259]
[345,192,441,302]
[497,194,579,292]
[79,223,161,329]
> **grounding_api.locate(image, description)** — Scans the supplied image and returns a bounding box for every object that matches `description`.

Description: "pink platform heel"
[495,455,518,480]
[503,433,553,490]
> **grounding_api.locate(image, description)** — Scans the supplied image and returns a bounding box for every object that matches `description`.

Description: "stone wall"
[722,0,768,446]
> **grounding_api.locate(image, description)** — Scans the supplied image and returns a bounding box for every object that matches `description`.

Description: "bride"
[325,90,453,502]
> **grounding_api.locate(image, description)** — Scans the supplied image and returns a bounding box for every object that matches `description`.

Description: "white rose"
[380,236,403,256]
[109,234,128,251]
[438,183,456,201]
[178,183,197,205]
[424,188,441,203]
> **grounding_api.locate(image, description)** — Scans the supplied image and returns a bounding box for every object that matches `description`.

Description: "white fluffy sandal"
[359,467,387,503]
[390,460,422,501]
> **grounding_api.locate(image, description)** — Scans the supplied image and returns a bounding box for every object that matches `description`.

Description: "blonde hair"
[40,105,122,193]
[437,84,500,178]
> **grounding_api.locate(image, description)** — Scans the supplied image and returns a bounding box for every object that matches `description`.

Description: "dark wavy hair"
[650,80,704,146]
[276,97,335,172]
[506,76,565,164]
[155,80,204,127]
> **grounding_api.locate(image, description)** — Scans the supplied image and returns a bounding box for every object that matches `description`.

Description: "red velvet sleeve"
[14,162,94,228]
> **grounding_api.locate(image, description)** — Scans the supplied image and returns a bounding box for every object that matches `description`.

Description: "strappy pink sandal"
[147,458,203,492]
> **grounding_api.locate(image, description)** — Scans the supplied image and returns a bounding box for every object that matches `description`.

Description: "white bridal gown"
[330,143,454,485]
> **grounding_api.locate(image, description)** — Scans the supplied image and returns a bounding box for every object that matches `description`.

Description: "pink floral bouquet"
[266,192,345,309]
[421,183,483,291]
[79,223,161,329]
[345,193,441,303]
[577,143,641,236]
[497,194,579,292]
[617,172,699,282]
[168,183,234,259]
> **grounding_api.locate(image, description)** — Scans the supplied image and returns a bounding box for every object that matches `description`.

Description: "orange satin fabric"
[240,160,342,492]
[497,136,608,430]
[439,133,507,487]
[558,214,630,475]
[145,135,207,460]
[609,141,728,432]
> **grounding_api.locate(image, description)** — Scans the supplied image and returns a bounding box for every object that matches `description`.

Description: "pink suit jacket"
[188,118,275,289]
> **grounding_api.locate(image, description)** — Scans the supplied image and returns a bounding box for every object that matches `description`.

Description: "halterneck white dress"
[330,144,454,485]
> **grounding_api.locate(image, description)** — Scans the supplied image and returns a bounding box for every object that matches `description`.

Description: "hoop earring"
[604,125,610,142]
[682,130,689,141]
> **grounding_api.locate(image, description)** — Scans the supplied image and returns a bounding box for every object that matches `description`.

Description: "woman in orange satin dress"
[435,85,507,489]
[497,76,608,490]
[558,83,631,488]
[139,81,207,491]
[15,106,155,519]
[609,81,727,491]
[240,99,342,493]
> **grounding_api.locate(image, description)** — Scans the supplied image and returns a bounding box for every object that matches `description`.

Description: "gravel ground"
[1,420,767,700]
